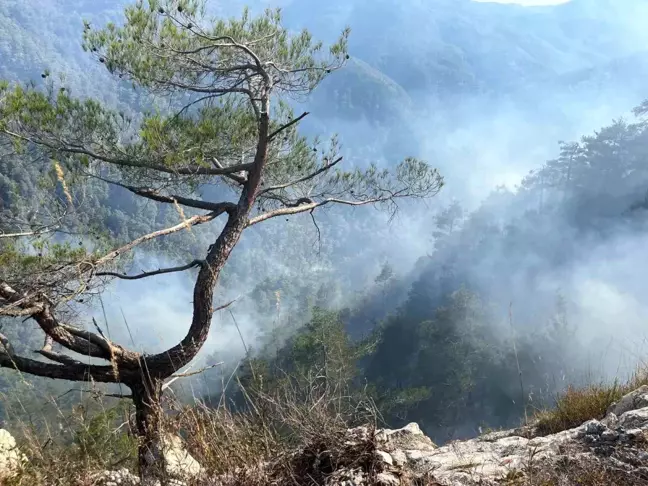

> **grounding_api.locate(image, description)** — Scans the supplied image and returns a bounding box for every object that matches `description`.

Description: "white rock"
[363,393,648,485]
[376,471,400,485]
[375,449,393,466]
[607,385,648,416]
[0,429,27,480]
[93,468,139,486]
[162,433,203,478]
[376,422,437,453]
[618,407,648,430]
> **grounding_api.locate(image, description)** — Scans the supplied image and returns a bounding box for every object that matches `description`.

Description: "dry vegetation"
[2,371,395,486]
[533,368,648,435]
[517,453,648,486]
[4,367,648,485]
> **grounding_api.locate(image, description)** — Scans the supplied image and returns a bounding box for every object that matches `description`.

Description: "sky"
[473,0,571,5]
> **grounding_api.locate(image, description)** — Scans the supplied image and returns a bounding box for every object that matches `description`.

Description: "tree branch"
[310,209,322,256]
[258,156,343,195]
[246,196,393,226]
[0,282,111,359]
[60,324,114,357]
[0,303,44,317]
[0,333,118,383]
[96,260,204,281]
[268,112,309,141]
[96,176,234,212]
[36,349,87,367]
[212,157,247,185]
[0,228,55,239]
[0,351,119,382]
[162,362,224,391]
[94,210,228,268]
[2,129,254,176]
[37,328,83,366]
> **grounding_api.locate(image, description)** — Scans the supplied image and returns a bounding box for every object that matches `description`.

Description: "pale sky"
[473,0,571,5]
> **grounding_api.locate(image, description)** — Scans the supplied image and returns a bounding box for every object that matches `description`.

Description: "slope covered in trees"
[228,106,648,444]
[1,0,648,462]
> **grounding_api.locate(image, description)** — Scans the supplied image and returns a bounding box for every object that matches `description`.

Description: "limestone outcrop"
[92,386,648,485]
[0,428,27,480]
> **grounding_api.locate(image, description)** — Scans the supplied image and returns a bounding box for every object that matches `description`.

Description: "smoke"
[560,230,648,380]
[46,0,648,391]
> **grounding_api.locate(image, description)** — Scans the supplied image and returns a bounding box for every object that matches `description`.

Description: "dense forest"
[1,0,648,468]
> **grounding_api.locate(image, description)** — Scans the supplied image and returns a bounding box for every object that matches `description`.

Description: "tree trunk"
[131,376,165,484]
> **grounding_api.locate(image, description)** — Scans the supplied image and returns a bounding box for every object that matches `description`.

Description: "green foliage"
[72,402,137,467]
[236,307,365,400]
[1,1,647,471]
[82,2,349,97]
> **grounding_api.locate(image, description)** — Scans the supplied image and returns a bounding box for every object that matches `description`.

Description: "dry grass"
[518,458,648,486]
[502,429,648,485]
[6,365,648,485]
[533,368,648,436]
[168,372,385,485]
[533,384,621,435]
[3,397,137,486]
[3,369,393,486]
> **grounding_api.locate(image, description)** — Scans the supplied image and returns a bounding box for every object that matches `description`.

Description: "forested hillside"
[1,0,648,461]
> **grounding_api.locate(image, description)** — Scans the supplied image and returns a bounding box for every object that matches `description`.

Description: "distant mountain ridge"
[2,0,646,102]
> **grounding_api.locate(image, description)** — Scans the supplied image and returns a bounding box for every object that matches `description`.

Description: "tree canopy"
[0,1,442,479]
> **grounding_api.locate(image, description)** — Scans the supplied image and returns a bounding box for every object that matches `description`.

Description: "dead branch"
[91,174,234,212]
[268,111,309,141]
[0,282,111,359]
[0,332,118,382]
[162,362,225,391]
[258,156,344,195]
[94,210,227,268]
[96,260,204,281]
[36,348,87,367]
[247,194,413,227]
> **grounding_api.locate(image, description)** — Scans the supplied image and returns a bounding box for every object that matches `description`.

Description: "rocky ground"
[5,386,648,485]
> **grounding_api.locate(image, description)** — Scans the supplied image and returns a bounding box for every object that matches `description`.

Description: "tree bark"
[131,375,165,484]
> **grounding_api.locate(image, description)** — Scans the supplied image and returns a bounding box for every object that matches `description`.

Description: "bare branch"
[246,196,403,226]
[0,333,15,357]
[162,362,224,391]
[258,157,343,195]
[0,303,45,317]
[171,93,224,119]
[94,176,234,212]
[149,78,255,97]
[0,212,67,239]
[36,349,86,367]
[268,111,309,141]
[94,210,228,268]
[0,333,118,382]
[310,209,322,256]
[171,362,224,379]
[64,388,133,399]
[214,299,238,312]
[60,324,114,357]
[0,351,119,382]
[0,282,110,359]
[96,260,204,281]
[212,157,247,185]
[0,228,55,239]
